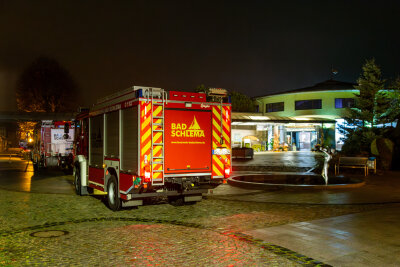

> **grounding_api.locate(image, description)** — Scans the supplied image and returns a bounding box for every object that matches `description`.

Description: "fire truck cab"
[73,86,231,211]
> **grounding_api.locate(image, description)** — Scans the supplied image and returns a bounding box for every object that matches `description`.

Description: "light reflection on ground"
[109,224,275,266]
[22,162,34,192]
[0,156,73,194]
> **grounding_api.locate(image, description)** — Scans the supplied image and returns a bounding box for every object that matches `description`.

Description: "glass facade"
[232,121,335,152]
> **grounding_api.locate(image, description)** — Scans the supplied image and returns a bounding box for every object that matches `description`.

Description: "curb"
[228,175,366,190]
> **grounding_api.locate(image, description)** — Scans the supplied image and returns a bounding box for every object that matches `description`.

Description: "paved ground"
[246,204,400,266]
[0,156,73,194]
[224,171,400,205]
[0,151,399,266]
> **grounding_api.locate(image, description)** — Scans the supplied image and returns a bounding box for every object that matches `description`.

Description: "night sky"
[1,0,400,111]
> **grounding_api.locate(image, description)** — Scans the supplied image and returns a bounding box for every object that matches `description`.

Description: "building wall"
[256,90,358,120]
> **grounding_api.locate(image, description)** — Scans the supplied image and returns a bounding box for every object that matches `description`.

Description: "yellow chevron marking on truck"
[214,156,224,169]
[153,146,162,156]
[222,119,230,131]
[141,103,151,117]
[223,131,230,143]
[212,165,222,176]
[153,132,162,141]
[212,107,221,119]
[141,129,151,143]
[212,132,222,146]
[153,105,162,115]
[142,116,151,130]
[141,141,151,156]
[212,119,221,132]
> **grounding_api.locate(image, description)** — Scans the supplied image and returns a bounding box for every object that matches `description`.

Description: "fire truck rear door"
[164,109,212,175]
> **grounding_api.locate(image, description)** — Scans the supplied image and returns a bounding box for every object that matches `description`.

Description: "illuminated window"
[335,98,354,108]
[266,102,284,113]
[295,99,322,110]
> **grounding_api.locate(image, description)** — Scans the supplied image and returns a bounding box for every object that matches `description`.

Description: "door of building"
[299,132,311,150]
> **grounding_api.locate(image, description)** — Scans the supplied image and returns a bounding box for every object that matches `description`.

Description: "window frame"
[265,102,284,113]
[295,99,322,110]
[335,98,355,109]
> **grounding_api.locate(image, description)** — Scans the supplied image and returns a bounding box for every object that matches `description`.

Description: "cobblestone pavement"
[0,154,395,266]
[0,182,389,266]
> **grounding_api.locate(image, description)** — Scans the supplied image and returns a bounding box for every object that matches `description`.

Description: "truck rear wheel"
[168,195,199,206]
[168,196,184,206]
[107,175,121,211]
[74,168,82,196]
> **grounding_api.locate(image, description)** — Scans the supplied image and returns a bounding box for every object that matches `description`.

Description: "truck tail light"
[224,165,231,178]
[144,165,151,182]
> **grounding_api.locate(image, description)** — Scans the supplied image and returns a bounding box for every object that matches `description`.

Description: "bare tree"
[16,57,78,112]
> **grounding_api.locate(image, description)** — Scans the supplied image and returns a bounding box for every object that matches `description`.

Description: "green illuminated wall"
[256,90,358,120]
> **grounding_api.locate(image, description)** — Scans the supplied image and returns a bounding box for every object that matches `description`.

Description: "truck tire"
[168,196,184,206]
[74,168,82,196]
[107,175,121,211]
[167,196,184,206]
[184,200,197,206]
[168,196,199,206]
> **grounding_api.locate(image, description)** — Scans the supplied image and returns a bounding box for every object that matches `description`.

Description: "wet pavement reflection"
[0,156,74,194]
[1,152,399,266]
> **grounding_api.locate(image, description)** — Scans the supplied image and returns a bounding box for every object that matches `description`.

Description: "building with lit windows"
[232,80,358,151]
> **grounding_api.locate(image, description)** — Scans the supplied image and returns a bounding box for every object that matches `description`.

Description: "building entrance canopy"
[232,112,336,124]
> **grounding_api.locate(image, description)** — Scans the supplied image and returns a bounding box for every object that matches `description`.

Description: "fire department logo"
[189,116,201,130]
[171,116,205,138]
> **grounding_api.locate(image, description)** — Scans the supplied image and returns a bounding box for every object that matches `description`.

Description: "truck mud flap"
[122,200,143,207]
[79,186,89,196]
[184,195,202,202]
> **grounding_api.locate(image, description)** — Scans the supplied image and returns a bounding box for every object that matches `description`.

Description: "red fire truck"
[73,86,231,210]
[32,120,75,172]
